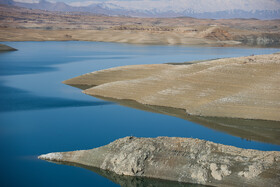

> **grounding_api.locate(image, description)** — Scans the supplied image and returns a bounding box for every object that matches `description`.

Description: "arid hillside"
[0,5,279,47]
[64,53,280,121]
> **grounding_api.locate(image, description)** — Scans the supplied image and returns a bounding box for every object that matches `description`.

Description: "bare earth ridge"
[39,136,280,186]
[64,53,280,121]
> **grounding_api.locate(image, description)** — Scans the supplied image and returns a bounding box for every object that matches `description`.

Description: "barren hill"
[64,53,280,121]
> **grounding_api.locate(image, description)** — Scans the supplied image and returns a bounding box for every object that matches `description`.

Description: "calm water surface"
[0,41,279,187]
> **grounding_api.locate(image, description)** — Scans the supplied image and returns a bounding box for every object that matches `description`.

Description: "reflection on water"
[78,93,280,145]
[52,161,210,187]
[0,84,112,112]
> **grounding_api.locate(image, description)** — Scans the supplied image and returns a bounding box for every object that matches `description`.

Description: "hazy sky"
[17,0,280,3]
[14,0,280,12]
[60,0,280,3]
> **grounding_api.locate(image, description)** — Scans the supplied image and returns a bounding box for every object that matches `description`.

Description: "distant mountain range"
[1,0,280,19]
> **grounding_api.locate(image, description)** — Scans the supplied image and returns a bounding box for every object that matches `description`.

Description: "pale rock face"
[210,163,231,180]
[190,168,208,183]
[238,163,264,179]
[38,153,63,161]
[39,136,280,186]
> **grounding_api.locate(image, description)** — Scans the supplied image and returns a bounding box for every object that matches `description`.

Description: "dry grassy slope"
[64,53,280,121]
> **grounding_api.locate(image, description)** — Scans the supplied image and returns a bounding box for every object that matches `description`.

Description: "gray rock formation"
[235,33,280,48]
[39,136,280,186]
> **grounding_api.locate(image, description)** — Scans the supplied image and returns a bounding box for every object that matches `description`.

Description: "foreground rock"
[0,44,17,51]
[64,53,280,121]
[39,136,280,186]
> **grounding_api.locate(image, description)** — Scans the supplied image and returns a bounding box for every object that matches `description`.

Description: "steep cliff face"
[39,136,280,186]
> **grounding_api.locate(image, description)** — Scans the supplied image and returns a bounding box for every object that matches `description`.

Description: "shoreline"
[64,53,280,122]
[0,28,238,47]
[81,95,280,145]
[1,28,280,48]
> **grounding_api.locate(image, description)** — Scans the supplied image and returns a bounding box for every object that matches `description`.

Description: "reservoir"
[0,41,279,187]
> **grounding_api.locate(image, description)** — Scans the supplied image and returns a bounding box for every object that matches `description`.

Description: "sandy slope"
[64,53,280,121]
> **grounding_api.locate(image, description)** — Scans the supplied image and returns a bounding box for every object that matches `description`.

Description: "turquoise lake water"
[0,41,279,187]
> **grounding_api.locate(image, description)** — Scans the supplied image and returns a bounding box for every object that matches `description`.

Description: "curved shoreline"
[64,53,280,122]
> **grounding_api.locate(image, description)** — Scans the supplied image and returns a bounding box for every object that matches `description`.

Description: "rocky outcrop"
[39,136,280,186]
[204,27,234,41]
[0,44,17,51]
[64,53,280,121]
[235,33,280,48]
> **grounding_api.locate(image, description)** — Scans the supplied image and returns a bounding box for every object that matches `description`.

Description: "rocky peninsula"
[39,136,280,186]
